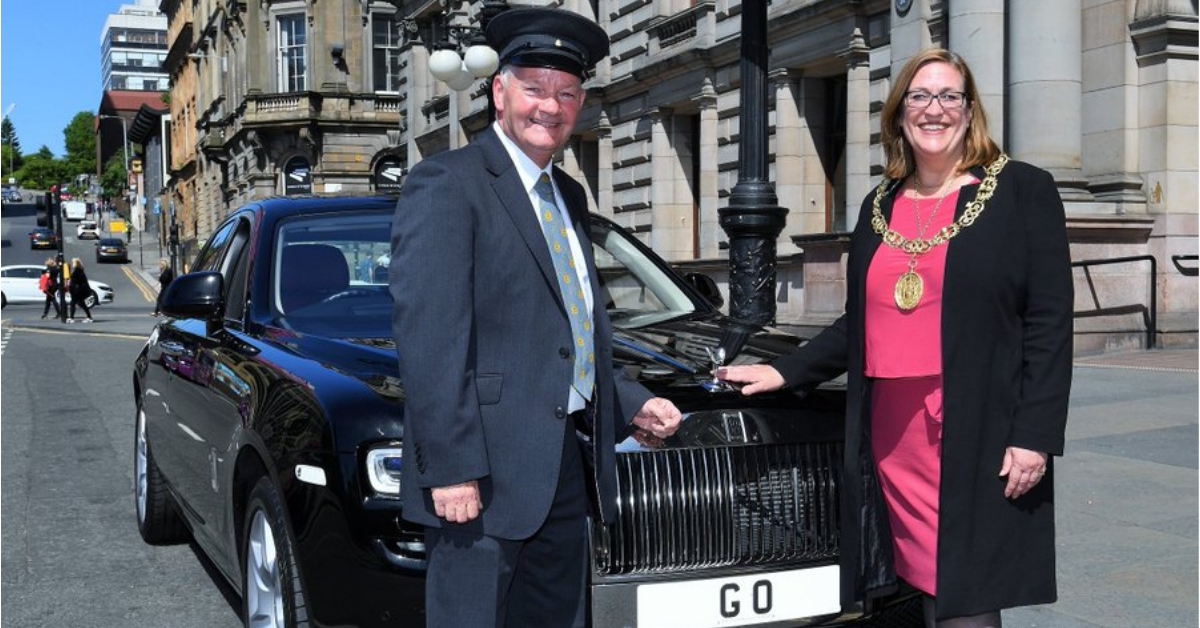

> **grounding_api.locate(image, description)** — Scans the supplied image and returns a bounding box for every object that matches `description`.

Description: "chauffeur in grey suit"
[389,8,682,627]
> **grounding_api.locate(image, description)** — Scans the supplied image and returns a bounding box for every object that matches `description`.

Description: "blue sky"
[1,1,118,158]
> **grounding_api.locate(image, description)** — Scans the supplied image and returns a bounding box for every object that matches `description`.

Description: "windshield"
[589,217,704,329]
[271,210,705,338]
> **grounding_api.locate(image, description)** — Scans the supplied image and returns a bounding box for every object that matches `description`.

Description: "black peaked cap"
[485,7,609,80]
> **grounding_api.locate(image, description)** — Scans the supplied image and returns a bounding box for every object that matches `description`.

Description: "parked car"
[95,238,129,263]
[133,196,920,628]
[2,186,22,203]
[0,264,114,309]
[29,227,58,250]
[77,220,100,240]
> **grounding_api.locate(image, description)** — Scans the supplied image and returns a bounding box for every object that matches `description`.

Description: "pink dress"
[863,186,967,596]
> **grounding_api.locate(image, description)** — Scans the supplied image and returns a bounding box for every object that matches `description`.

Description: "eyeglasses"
[904,91,968,109]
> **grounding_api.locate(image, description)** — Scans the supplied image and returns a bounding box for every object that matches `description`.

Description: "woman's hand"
[715,365,786,396]
[999,446,1049,499]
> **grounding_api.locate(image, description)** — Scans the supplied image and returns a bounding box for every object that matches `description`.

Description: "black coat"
[773,159,1073,618]
[68,267,91,300]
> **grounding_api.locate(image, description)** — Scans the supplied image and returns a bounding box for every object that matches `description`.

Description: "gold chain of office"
[870,153,1010,255]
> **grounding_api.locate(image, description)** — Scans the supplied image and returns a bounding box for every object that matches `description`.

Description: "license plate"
[636,565,839,628]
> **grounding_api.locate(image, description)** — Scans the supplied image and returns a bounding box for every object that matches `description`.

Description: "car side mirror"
[162,271,224,321]
[684,272,724,309]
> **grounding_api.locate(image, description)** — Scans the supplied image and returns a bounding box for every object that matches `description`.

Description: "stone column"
[405,43,430,167]
[771,69,804,256]
[695,80,720,258]
[842,28,871,231]
[597,112,615,219]
[649,107,692,261]
[1008,0,1093,203]
[947,0,1006,144]
[891,0,936,72]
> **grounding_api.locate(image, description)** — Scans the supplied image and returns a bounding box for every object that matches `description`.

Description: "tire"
[85,291,98,308]
[243,477,310,628]
[2,293,6,308]
[135,398,190,544]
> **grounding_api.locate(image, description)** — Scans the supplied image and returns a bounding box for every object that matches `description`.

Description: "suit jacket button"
[558,347,570,359]
[555,407,566,419]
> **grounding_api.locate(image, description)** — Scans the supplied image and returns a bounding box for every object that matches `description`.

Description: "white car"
[0,265,115,309]
[77,220,100,240]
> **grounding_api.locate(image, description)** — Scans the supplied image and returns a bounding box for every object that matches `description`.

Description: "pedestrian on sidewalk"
[40,258,62,319]
[67,258,95,323]
[153,258,174,316]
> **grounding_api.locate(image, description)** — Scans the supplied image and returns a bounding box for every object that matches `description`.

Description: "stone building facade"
[162,0,1197,350]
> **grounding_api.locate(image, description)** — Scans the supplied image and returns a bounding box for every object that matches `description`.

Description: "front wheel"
[85,291,98,308]
[243,477,310,628]
[134,398,189,544]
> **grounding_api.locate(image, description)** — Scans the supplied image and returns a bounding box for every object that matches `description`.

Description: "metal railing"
[1072,255,1157,349]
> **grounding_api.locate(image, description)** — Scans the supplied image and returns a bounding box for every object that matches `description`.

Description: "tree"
[62,111,97,180]
[17,146,68,190]
[100,150,129,202]
[2,117,23,173]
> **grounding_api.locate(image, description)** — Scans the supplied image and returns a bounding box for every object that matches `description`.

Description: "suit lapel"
[478,129,561,295]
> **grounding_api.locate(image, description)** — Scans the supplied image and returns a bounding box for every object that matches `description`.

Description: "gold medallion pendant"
[894,270,923,311]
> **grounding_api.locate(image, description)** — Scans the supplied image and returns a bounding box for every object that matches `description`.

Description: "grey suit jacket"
[389,127,652,540]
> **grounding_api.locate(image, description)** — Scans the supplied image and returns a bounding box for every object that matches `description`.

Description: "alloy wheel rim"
[135,407,147,523]
[246,509,284,628]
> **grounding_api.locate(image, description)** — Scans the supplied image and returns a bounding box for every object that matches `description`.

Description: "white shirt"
[494,122,595,412]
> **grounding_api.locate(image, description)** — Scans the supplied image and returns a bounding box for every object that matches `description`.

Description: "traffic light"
[35,194,48,227]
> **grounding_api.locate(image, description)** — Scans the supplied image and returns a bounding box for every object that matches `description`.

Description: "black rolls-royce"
[133,196,918,627]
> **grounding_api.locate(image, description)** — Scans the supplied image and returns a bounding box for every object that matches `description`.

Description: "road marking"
[0,325,12,356]
[3,324,147,341]
[122,266,158,303]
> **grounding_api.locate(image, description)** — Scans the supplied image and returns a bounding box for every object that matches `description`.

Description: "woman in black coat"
[153,258,174,316]
[719,49,1072,627]
[67,258,95,323]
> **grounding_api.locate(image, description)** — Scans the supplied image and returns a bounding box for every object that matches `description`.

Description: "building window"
[277,14,307,92]
[372,13,402,93]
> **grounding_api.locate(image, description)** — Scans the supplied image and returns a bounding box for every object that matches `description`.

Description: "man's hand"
[631,397,682,439]
[431,481,482,523]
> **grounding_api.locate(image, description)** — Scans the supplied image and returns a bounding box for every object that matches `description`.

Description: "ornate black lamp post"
[718,0,788,327]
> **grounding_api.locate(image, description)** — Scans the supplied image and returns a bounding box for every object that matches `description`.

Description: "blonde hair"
[880,49,1001,180]
[71,258,83,269]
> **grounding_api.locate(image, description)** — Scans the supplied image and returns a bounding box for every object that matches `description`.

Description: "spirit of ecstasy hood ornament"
[701,345,736,392]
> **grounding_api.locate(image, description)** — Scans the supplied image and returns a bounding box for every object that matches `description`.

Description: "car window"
[271,211,393,337]
[222,222,253,324]
[192,221,237,273]
[589,219,702,328]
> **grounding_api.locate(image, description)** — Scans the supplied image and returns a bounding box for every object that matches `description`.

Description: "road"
[1,201,243,626]
[1,201,1195,627]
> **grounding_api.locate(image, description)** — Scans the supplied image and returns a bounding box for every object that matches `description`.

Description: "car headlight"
[365,446,403,496]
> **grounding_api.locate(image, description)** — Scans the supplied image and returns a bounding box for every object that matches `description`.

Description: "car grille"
[594,442,841,575]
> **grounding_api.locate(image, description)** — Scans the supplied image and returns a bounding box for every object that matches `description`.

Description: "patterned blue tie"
[534,173,594,400]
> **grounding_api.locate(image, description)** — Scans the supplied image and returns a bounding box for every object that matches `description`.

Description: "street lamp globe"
[429,48,465,83]
[444,63,479,91]
[463,44,499,78]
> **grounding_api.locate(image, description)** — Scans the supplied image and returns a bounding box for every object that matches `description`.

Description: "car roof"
[98,237,125,244]
[234,194,399,220]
